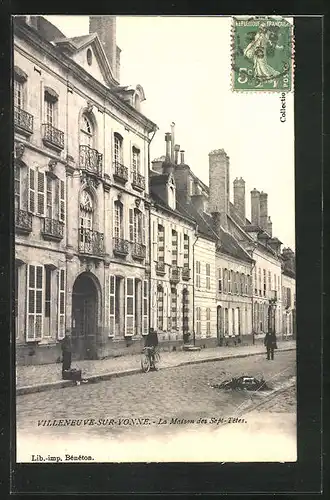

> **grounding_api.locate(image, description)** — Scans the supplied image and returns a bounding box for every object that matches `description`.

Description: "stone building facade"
[14,16,157,365]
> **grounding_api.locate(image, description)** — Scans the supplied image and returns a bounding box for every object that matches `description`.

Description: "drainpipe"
[192,225,199,346]
[147,125,158,330]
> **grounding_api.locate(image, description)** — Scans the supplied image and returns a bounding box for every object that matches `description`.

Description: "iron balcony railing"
[113,161,128,183]
[170,266,180,283]
[132,172,145,191]
[155,261,166,275]
[14,106,33,135]
[15,208,32,233]
[182,267,191,280]
[41,218,64,240]
[132,241,146,260]
[79,145,103,176]
[42,123,64,150]
[113,237,129,256]
[79,228,104,256]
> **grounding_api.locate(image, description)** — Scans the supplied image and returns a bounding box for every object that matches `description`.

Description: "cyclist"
[144,327,159,370]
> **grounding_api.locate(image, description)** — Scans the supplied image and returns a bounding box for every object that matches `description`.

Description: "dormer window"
[114,133,123,165]
[87,48,93,66]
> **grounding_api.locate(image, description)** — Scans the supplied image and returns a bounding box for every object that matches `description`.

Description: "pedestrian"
[144,327,159,370]
[61,334,72,378]
[264,331,277,360]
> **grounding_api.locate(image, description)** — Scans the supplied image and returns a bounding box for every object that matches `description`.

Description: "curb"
[16,347,295,396]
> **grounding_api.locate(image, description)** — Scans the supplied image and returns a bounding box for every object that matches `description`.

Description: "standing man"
[264,331,277,360]
[144,328,159,370]
[61,334,72,378]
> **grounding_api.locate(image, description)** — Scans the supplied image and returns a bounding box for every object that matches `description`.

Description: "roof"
[216,227,254,263]
[283,268,295,279]
[150,173,170,185]
[175,197,215,240]
[150,192,195,225]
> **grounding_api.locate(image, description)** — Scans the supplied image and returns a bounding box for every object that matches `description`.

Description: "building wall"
[14,22,153,365]
[215,253,252,343]
[194,237,217,346]
[282,273,296,339]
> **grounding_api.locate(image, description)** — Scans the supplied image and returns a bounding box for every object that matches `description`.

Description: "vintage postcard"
[14,15,296,464]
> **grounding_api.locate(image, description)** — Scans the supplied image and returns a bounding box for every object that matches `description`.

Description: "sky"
[45,15,295,250]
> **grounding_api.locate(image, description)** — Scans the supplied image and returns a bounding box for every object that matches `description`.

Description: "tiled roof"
[53,33,97,49]
[150,173,170,185]
[150,192,195,225]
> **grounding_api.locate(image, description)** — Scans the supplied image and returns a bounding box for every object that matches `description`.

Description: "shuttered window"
[37,171,45,216]
[196,307,201,334]
[206,308,211,337]
[206,263,211,290]
[125,277,134,336]
[26,265,44,341]
[142,280,148,335]
[196,261,201,288]
[28,168,35,213]
[57,268,66,340]
[157,286,164,331]
[129,209,134,242]
[59,180,65,222]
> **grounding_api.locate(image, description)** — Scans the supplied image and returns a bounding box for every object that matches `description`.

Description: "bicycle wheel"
[154,351,161,364]
[141,353,150,373]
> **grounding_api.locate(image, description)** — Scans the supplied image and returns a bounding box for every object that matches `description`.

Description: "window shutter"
[142,214,146,245]
[129,208,134,242]
[28,168,35,213]
[26,264,44,341]
[59,180,65,222]
[36,170,46,216]
[142,280,148,335]
[125,277,134,336]
[57,269,66,340]
[109,275,115,337]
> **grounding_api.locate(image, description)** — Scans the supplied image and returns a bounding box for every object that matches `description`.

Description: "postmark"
[232,16,294,92]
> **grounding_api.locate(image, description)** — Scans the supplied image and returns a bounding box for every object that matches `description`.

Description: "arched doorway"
[71,272,99,360]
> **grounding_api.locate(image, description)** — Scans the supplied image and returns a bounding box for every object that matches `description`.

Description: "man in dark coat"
[264,331,277,360]
[61,334,73,379]
[144,328,159,370]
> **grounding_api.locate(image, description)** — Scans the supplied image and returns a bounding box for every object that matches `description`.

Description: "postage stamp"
[232,16,294,92]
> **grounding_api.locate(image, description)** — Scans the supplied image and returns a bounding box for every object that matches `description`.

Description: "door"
[72,273,98,360]
[217,306,223,345]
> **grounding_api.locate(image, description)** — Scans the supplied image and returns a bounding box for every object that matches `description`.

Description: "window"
[172,230,178,266]
[157,225,165,266]
[45,267,51,319]
[133,209,145,244]
[206,308,211,337]
[228,270,232,293]
[142,280,148,335]
[196,261,201,288]
[263,269,266,296]
[87,48,93,65]
[206,263,211,290]
[26,265,44,341]
[80,114,94,148]
[182,289,189,333]
[79,191,94,249]
[58,269,65,340]
[274,273,277,291]
[245,275,249,295]
[114,201,123,240]
[196,307,201,334]
[45,99,54,127]
[268,271,272,291]
[223,269,228,293]
[254,268,257,295]
[183,234,189,270]
[157,286,164,331]
[108,275,116,337]
[132,147,140,176]
[171,288,177,330]
[114,133,123,164]
[125,278,135,336]
[14,79,24,109]
[218,268,222,292]
[258,268,261,296]
[14,165,21,210]
[232,308,235,335]
[235,272,240,294]
[224,308,229,335]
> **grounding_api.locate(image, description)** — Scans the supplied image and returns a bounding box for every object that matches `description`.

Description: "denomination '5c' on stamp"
[232,17,294,92]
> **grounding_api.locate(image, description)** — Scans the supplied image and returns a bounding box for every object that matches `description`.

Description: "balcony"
[132,172,145,192]
[14,106,33,136]
[15,208,32,234]
[79,145,103,176]
[113,237,129,257]
[155,261,166,276]
[170,266,180,284]
[113,161,128,184]
[182,267,191,281]
[41,218,64,241]
[42,123,64,151]
[132,242,146,260]
[79,228,104,257]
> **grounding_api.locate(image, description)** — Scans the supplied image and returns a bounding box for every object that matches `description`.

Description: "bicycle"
[141,346,160,373]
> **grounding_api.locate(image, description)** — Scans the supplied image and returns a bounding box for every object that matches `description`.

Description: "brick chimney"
[208,149,230,230]
[233,177,246,224]
[174,144,180,165]
[266,216,272,237]
[89,16,119,81]
[162,133,174,175]
[251,189,260,226]
[259,192,268,230]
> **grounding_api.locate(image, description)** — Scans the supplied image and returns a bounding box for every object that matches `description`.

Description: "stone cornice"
[14,21,157,134]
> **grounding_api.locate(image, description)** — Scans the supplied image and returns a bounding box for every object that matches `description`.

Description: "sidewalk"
[16,340,296,395]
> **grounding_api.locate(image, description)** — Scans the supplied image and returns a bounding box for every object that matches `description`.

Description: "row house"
[14,15,157,365]
[281,248,296,339]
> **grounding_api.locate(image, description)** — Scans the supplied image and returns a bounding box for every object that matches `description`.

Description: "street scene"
[14,15,295,463]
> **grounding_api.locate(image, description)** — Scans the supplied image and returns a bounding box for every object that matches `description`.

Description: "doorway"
[217,306,223,346]
[72,273,98,360]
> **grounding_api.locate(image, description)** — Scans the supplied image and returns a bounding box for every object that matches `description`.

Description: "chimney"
[259,192,268,230]
[208,149,230,230]
[89,16,118,80]
[163,133,174,175]
[170,122,175,162]
[180,150,185,164]
[266,216,272,237]
[251,189,260,226]
[233,177,246,224]
[212,212,226,239]
[174,144,180,165]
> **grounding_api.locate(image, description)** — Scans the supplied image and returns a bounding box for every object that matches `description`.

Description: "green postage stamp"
[232,17,294,92]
